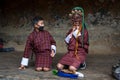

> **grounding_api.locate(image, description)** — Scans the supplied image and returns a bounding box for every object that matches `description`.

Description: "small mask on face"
[38,26,44,31]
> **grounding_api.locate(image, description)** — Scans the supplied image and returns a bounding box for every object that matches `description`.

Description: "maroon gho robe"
[59,29,89,69]
[23,30,56,68]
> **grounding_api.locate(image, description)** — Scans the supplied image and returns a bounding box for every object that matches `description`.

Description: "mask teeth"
[71,10,75,14]
[69,10,83,17]
[69,13,72,17]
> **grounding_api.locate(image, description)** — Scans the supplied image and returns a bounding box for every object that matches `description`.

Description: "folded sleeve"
[23,34,33,58]
[72,29,81,38]
[21,57,29,66]
[49,32,56,54]
[51,45,56,54]
[21,34,33,66]
[83,30,89,53]
[65,34,72,43]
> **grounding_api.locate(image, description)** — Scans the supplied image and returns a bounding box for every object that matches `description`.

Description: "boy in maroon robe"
[57,7,89,72]
[19,16,56,71]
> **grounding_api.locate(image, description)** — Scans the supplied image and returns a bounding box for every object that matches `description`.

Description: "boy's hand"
[50,50,55,57]
[18,65,26,70]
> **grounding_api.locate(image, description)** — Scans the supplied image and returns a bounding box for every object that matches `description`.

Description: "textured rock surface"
[0,0,120,53]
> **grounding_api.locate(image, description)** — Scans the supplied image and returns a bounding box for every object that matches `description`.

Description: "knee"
[43,67,50,71]
[69,66,77,71]
[57,63,64,70]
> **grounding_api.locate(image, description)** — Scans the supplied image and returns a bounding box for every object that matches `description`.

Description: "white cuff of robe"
[21,57,29,66]
[65,34,71,43]
[73,29,81,38]
[51,45,56,54]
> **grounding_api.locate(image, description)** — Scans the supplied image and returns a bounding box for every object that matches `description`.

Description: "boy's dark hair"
[32,16,44,26]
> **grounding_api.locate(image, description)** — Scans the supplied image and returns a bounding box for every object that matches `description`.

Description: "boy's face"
[34,20,44,28]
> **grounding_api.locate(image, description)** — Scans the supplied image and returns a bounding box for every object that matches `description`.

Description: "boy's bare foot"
[43,67,50,71]
[35,67,42,71]
[18,66,26,70]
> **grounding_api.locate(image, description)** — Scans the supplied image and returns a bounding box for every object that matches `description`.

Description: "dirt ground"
[0,51,119,80]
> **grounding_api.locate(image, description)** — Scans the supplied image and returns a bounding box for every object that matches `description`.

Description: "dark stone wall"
[0,0,119,27]
[0,0,120,53]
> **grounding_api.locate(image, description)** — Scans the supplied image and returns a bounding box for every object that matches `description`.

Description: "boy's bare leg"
[69,66,77,72]
[57,63,64,70]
